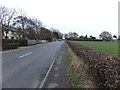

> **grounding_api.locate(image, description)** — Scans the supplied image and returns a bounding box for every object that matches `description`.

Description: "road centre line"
[19,52,32,58]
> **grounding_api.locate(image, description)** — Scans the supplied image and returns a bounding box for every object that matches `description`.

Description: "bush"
[2,43,18,50]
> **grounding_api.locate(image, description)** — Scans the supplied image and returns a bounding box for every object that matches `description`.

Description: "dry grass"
[72,51,95,88]
[66,43,96,88]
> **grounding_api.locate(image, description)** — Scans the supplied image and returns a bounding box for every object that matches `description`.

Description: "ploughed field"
[67,41,120,88]
[72,41,118,57]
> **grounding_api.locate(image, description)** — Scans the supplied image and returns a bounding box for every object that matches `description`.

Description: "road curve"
[2,41,64,88]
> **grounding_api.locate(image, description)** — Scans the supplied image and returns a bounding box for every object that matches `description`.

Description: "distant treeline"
[66,38,103,41]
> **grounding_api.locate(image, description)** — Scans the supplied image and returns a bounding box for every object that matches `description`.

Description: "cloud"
[0,0,119,37]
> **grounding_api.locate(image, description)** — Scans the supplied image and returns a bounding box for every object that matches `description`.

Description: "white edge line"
[19,52,32,58]
[39,45,62,88]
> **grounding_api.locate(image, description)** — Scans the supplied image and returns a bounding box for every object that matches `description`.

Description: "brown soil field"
[67,41,120,88]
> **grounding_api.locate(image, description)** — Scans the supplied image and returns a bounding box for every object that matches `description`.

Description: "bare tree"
[68,32,79,39]
[13,15,30,39]
[0,6,17,39]
[32,18,43,31]
[31,18,43,40]
[0,6,8,24]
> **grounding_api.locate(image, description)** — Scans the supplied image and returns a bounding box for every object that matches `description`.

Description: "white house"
[2,30,17,39]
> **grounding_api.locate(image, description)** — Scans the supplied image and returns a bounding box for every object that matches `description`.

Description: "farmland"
[72,41,118,57]
[67,41,120,88]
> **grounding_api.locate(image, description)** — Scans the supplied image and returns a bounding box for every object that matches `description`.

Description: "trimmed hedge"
[2,39,18,50]
[66,38,103,41]
[2,43,18,50]
[2,39,18,44]
[2,39,28,50]
[2,39,28,46]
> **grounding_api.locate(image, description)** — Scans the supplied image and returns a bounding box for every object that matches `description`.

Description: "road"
[2,41,64,88]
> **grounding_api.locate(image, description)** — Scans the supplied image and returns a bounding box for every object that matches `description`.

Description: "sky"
[0,0,119,38]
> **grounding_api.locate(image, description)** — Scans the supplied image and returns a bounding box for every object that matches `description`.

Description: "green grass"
[66,44,80,88]
[72,41,118,57]
[69,66,80,88]
[66,45,72,65]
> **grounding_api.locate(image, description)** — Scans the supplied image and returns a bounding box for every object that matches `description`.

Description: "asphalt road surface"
[2,41,64,88]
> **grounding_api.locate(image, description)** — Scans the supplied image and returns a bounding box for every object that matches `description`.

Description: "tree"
[53,31,59,39]
[89,35,96,39]
[51,28,63,39]
[13,15,44,40]
[79,35,84,39]
[31,18,43,40]
[1,6,64,41]
[40,27,53,41]
[85,35,88,39]
[15,27,23,39]
[91,37,96,39]
[64,34,69,39]
[73,32,79,38]
[68,32,79,39]
[13,15,31,39]
[26,27,36,40]
[99,31,112,40]
[0,6,8,24]
[0,6,17,39]
[113,35,117,39]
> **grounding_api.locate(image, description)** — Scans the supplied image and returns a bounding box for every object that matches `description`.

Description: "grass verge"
[66,43,80,88]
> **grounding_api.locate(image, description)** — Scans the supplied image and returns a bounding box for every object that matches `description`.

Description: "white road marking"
[47,83,59,88]
[19,52,32,58]
[54,74,59,77]
[55,67,59,70]
[39,45,62,88]
[43,47,47,48]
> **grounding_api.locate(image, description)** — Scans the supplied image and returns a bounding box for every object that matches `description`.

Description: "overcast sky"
[0,0,119,38]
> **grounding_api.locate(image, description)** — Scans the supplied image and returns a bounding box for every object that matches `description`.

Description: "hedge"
[2,39,28,46]
[66,38,103,41]
[18,39,28,46]
[2,39,28,50]
[2,39,18,44]
[2,43,18,50]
